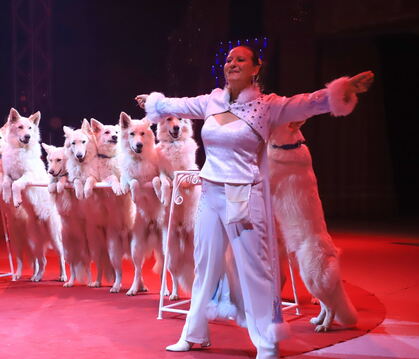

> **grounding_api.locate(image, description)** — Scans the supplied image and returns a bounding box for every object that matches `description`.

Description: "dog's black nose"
[112,135,118,142]
[48,169,54,175]
[173,126,180,132]
[76,153,83,159]
[24,134,31,141]
[136,143,143,149]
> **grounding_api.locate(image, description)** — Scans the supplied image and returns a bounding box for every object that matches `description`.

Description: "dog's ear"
[90,118,103,134]
[81,118,93,135]
[41,143,52,154]
[63,126,74,138]
[142,117,151,128]
[288,120,306,131]
[29,111,41,126]
[8,108,20,124]
[119,112,131,130]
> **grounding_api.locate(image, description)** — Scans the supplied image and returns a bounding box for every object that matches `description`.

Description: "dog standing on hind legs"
[268,120,358,332]
[152,116,199,300]
[90,118,134,293]
[1,108,66,282]
[42,143,90,287]
[63,120,113,287]
[118,112,164,296]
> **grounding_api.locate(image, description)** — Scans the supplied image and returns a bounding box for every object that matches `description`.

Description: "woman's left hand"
[348,71,375,93]
[135,94,149,109]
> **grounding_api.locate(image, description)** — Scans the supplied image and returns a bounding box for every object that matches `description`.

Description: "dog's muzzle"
[108,136,118,144]
[169,129,180,139]
[20,135,31,144]
[76,153,85,162]
[133,143,143,153]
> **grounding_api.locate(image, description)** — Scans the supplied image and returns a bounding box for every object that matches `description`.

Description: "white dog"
[90,118,134,293]
[118,112,164,296]
[63,120,113,287]
[42,143,90,287]
[268,121,358,332]
[0,123,31,280]
[153,116,199,299]
[1,108,66,282]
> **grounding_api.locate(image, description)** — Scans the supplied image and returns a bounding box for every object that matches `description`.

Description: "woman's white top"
[200,116,263,184]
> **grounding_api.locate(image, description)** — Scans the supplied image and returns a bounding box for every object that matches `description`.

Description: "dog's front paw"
[84,186,93,199]
[152,177,162,201]
[129,179,140,202]
[57,181,66,194]
[48,182,57,193]
[2,189,11,204]
[112,182,123,196]
[12,183,23,207]
[74,181,84,199]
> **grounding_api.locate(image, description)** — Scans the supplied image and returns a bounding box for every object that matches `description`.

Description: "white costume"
[145,77,358,359]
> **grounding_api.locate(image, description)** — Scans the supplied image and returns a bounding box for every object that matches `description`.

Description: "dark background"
[1,0,418,223]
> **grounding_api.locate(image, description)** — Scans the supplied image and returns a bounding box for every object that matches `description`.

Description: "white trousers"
[181,179,278,358]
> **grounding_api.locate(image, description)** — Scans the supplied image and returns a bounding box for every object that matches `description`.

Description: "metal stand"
[157,170,201,319]
[0,202,16,280]
[157,171,300,319]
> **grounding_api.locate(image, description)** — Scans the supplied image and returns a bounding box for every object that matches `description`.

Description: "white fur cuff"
[145,92,166,124]
[326,76,358,117]
[266,321,291,343]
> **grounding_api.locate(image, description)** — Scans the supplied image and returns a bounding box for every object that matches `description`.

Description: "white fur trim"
[206,300,238,321]
[326,77,358,117]
[145,92,165,124]
[266,322,291,343]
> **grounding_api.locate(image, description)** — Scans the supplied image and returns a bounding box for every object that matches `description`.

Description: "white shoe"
[166,339,211,352]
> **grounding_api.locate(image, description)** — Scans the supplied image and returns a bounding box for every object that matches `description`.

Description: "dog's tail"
[333,281,358,327]
[74,261,89,283]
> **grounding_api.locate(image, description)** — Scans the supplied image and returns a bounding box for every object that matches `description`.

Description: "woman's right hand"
[135,94,149,109]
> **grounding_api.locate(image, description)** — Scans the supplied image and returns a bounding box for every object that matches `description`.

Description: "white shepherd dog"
[118,112,164,296]
[42,143,90,287]
[1,108,66,282]
[268,121,358,332]
[90,118,135,293]
[153,116,199,299]
[63,120,113,287]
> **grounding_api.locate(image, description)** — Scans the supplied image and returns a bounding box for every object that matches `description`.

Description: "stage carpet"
[0,254,385,359]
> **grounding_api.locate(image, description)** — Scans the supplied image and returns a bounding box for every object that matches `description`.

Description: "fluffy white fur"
[90,118,135,293]
[268,121,358,332]
[153,116,199,300]
[42,143,90,287]
[63,120,113,287]
[118,112,164,296]
[0,123,31,280]
[1,108,66,282]
[326,77,358,117]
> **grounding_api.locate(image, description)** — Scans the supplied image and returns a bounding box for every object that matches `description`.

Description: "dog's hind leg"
[107,228,123,293]
[315,304,335,332]
[310,301,326,325]
[64,264,76,287]
[127,227,147,296]
[32,255,47,282]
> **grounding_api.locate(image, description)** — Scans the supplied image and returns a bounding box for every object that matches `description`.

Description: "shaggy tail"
[334,281,358,327]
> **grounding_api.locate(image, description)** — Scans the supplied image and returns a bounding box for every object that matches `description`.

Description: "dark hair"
[227,45,265,90]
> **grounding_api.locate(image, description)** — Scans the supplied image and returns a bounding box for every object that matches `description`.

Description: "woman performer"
[136,45,373,359]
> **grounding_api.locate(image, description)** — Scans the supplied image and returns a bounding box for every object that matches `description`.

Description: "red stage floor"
[0,220,418,359]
